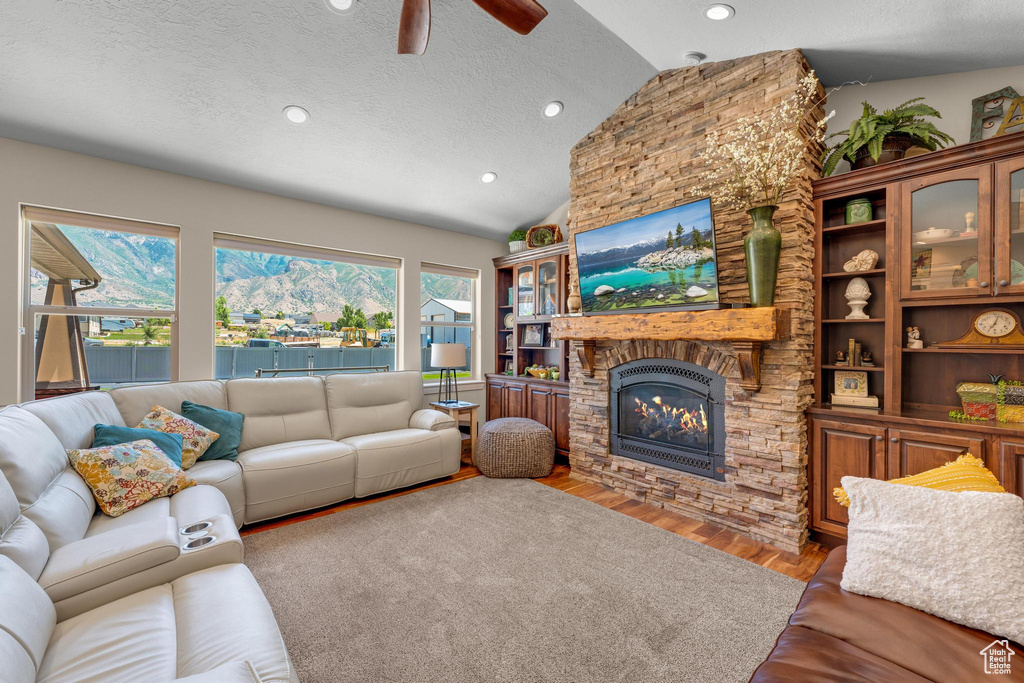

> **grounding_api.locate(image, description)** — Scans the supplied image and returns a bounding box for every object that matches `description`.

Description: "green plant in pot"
[694,71,832,307]
[508,229,527,254]
[821,98,955,176]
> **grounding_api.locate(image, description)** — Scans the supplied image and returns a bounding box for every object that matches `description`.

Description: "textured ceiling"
[0,0,655,240]
[573,0,1024,85]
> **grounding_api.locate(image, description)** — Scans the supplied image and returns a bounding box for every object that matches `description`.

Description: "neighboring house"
[292,314,313,325]
[420,298,471,346]
[309,311,345,326]
[227,312,261,326]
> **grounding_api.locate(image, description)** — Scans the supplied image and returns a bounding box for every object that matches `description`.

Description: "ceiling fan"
[398,0,548,55]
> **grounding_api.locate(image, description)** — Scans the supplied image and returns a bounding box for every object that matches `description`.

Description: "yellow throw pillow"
[67,439,195,517]
[136,405,219,469]
[834,453,1005,508]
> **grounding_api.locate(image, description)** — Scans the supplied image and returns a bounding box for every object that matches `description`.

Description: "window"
[23,207,178,401]
[420,264,477,380]
[213,236,399,378]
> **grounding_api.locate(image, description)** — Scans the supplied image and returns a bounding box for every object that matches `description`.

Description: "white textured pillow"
[841,476,1024,643]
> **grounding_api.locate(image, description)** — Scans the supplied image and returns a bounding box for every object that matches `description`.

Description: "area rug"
[243,477,804,682]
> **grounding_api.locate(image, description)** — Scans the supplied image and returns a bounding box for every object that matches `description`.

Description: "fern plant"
[821,98,954,176]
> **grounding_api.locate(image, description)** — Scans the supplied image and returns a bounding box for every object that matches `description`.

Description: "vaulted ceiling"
[0,0,654,240]
[1,1,1022,241]
[573,0,1024,86]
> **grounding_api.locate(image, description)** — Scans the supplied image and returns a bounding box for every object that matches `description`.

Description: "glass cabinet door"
[995,158,1024,295]
[516,263,535,317]
[536,258,559,316]
[900,167,992,299]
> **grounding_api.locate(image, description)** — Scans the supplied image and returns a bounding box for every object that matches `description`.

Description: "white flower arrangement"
[694,72,834,211]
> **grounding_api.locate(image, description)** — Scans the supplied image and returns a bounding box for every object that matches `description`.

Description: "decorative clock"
[933,308,1024,348]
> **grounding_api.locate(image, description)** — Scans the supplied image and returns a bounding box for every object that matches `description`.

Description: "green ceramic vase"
[744,205,781,307]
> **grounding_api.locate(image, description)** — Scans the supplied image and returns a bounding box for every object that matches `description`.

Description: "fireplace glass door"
[619,382,711,455]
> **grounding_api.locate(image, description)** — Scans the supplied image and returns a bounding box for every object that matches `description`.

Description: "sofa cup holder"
[183,535,215,550]
[181,521,212,535]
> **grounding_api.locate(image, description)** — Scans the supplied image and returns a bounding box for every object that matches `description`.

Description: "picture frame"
[522,323,545,347]
[503,359,513,374]
[834,370,869,397]
[504,333,514,352]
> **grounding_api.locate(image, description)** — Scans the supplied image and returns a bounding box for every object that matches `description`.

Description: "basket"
[956,382,997,420]
[526,224,563,248]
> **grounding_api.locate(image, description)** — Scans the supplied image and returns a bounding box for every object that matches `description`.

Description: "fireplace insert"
[610,359,726,481]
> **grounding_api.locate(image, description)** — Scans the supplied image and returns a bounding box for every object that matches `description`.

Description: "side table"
[429,401,479,465]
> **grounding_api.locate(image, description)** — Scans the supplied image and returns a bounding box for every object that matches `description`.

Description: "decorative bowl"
[526,367,549,378]
[913,227,954,243]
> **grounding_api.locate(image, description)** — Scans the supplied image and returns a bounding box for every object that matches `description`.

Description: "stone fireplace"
[610,358,726,481]
[564,50,822,553]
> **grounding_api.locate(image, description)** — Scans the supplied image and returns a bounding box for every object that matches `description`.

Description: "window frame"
[420,263,479,382]
[212,233,402,374]
[21,205,181,402]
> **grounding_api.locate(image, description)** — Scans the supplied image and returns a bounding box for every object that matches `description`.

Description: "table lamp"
[431,343,466,405]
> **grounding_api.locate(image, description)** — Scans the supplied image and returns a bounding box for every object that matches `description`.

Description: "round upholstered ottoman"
[477,417,555,478]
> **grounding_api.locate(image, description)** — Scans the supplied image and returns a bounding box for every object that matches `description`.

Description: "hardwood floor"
[243,461,829,582]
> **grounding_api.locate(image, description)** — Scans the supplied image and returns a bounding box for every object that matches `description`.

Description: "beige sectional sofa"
[0,370,462,681]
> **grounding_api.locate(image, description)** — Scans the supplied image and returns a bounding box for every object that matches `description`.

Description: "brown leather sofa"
[751,546,1024,682]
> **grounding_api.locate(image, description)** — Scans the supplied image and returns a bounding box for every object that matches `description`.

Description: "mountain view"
[30,226,472,317]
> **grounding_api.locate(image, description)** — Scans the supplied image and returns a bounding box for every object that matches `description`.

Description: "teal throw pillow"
[181,401,244,461]
[92,424,184,468]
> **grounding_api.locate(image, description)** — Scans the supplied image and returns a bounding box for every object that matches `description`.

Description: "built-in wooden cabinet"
[810,412,1017,541]
[489,242,571,458]
[994,157,1024,295]
[900,166,992,300]
[486,375,569,455]
[998,438,1024,499]
[885,428,986,479]
[809,131,1024,543]
[810,420,886,537]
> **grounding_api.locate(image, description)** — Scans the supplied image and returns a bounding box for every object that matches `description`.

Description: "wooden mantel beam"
[550,307,790,343]
[550,307,790,390]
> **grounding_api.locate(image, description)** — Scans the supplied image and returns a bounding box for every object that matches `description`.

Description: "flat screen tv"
[574,197,720,314]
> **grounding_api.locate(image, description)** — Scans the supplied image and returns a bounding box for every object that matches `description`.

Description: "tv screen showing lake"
[575,198,719,313]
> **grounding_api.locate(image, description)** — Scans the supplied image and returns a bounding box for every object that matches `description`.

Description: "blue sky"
[575,198,714,253]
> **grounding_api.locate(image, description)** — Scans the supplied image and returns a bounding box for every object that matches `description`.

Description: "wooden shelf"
[822,364,884,372]
[821,269,886,279]
[822,318,885,324]
[903,346,1024,355]
[821,219,887,235]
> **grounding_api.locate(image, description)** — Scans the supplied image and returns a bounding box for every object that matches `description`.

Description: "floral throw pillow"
[67,439,195,517]
[136,405,219,469]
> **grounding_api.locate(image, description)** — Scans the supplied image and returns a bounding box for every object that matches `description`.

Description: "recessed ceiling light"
[681,52,706,66]
[324,0,358,15]
[480,172,498,184]
[703,3,735,20]
[283,105,310,124]
[543,101,564,118]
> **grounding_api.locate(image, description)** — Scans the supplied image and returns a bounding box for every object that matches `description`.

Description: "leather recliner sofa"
[750,546,1024,682]
[0,370,462,681]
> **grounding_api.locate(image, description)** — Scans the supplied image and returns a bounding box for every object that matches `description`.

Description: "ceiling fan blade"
[472,0,548,35]
[398,0,431,55]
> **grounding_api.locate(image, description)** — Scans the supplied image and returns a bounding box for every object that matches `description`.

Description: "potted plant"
[508,229,527,254]
[694,71,833,307]
[821,98,955,176]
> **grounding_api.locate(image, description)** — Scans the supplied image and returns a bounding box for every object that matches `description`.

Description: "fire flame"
[634,396,708,433]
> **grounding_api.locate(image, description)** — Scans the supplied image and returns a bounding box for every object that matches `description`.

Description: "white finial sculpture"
[845,277,871,320]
